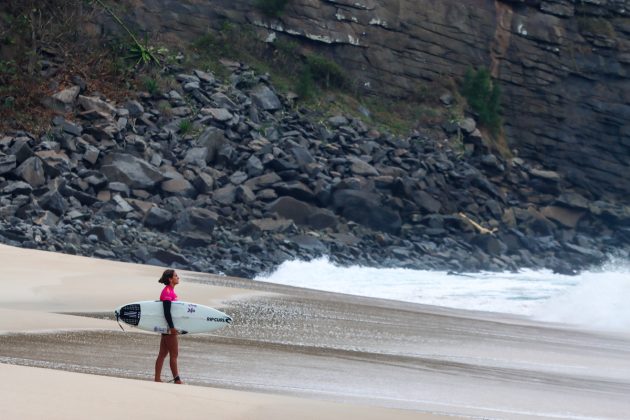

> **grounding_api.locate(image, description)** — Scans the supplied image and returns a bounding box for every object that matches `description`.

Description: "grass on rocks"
[1,2,476,144]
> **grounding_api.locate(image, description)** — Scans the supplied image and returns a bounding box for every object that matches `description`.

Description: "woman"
[154,269,183,384]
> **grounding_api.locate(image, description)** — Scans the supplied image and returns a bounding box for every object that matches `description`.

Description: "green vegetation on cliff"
[461,67,502,135]
[0,0,453,138]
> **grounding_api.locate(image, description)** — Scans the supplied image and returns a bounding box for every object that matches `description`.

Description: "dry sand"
[1,243,630,419]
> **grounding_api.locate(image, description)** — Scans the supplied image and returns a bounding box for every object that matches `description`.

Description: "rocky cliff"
[106,0,630,200]
[1,63,629,277]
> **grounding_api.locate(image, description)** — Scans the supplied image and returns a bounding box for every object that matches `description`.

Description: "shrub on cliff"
[461,67,501,135]
[306,54,346,90]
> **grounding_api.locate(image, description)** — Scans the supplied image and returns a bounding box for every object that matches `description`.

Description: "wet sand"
[1,244,630,419]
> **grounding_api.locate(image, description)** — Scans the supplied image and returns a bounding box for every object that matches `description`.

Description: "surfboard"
[114,301,232,334]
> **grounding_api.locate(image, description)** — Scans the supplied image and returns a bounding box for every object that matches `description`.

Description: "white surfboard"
[115,301,232,334]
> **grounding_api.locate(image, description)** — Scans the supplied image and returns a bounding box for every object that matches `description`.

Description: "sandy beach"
[1,243,630,419]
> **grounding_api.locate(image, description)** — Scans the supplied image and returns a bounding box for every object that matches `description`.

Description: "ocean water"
[256,256,630,332]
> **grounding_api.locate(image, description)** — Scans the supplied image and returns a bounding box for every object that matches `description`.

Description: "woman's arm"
[162,300,176,332]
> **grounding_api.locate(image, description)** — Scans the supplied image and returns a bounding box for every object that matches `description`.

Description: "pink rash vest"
[160,285,178,302]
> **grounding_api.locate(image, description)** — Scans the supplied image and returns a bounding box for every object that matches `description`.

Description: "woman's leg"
[154,335,169,382]
[164,334,182,383]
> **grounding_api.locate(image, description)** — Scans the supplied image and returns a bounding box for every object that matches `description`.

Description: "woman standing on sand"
[154,269,183,384]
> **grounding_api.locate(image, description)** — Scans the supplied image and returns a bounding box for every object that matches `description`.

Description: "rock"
[94,249,116,259]
[184,147,209,167]
[83,146,100,165]
[333,189,401,233]
[268,196,310,225]
[34,211,60,226]
[38,190,66,216]
[112,194,134,213]
[458,118,476,134]
[246,155,264,177]
[440,93,454,106]
[161,177,197,197]
[201,107,233,122]
[144,206,174,228]
[87,225,116,242]
[236,185,256,203]
[197,127,226,163]
[212,184,237,205]
[529,168,561,182]
[51,85,81,106]
[230,171,248,185]
[78,95,117,116]
[289,235,328,252]
[471,234,508,256]
[1,181,33,196]
[193,172,215,193]
[542,206,585,228]
[328,115,349,127]
[245,172,282,190]
[556,192,590,210]
[179,231,214,247]
[62,121,82,136]
[126,100,144,118]
[0,155,16,175]
[14,157,46,187]
[9,139,34,164]
[349,156,379,176]
[273,181,315,202]
[250,84,281,111]
[563,243,605,262]
[186,207,219,234]
[413,190,442,214]
[153,249,189,265]
[100,153,165,189]
[246,218,293,233]
[194,69,215,83]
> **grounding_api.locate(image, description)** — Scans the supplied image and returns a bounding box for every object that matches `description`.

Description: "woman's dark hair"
[158,269,176,285]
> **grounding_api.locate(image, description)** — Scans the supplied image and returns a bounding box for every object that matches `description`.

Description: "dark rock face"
[103,0,630,200]
[1,59,629,278]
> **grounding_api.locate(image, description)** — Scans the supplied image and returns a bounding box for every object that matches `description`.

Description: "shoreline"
[1,244,630,419]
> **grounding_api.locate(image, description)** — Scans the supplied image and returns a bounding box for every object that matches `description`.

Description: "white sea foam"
[532,259,630,331]
[256,256,630,332]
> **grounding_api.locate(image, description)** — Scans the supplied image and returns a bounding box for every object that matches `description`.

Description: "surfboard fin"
[114,310,125,332]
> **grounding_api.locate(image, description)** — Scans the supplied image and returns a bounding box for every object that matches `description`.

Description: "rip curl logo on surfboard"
[207,317,231,323]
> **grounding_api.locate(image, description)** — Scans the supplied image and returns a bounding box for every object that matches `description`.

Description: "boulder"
[161,177,197,198]
[201,107,233,122]
[14,157,46,187]
[78,95,117,117]
[100,153,165,189]
[193,172,215,193]
[248,218,293,233]
[0,155,16,175]
[333,189,401,233]
[197,127,226,163]
[144,206,174,228]
[349,156,379,176]
[250,84,281,111]
[212,184,237,205]
[38,190,66,216]
[268,196,338,229]
[542,205,585,228]
[413,190,442,214]
[187,207,219,234]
